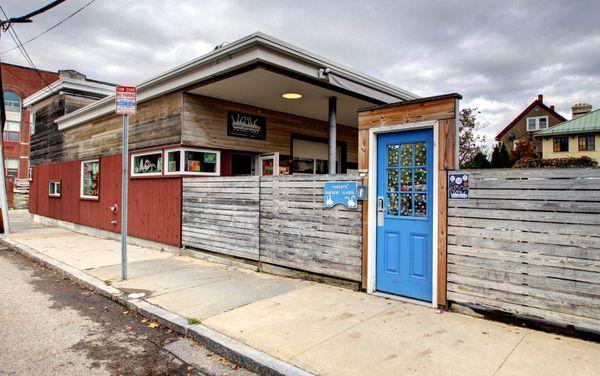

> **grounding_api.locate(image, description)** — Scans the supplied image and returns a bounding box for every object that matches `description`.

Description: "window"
[5,158,19,177]
[49,181,61,197]
[164,148,220,175]
[526,116,549,131]
[4,120,20,141]
[513,139,520,151]
[131,150,163,176]
[579,135,596,151]
[291,138,342,174]
[3,92,20,113]
[386,142,428,217]
[80,160,100,199]
[553,137,569,152]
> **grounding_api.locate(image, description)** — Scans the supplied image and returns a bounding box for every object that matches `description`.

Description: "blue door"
[376,129,433,301]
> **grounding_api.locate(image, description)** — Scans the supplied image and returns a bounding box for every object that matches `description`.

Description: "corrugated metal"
[29,154,182,247]
[537,108,600,136]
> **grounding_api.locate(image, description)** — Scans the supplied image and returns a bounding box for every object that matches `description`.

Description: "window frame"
[526,116,549,131]
[3,91,21,113]
[578,135,595,151]
[553,136,569,153]
[80,159,100,200]
[164,147,221,176]
[130,150,164,177]
[49,180,61,198]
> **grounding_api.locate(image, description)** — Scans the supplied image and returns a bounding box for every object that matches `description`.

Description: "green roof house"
[536,103,599,162]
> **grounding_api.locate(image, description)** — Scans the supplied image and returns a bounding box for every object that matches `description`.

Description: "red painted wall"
[29,154,182,247]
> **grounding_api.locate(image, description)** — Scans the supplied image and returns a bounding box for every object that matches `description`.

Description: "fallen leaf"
[141,318,148,323]
[123,311,129,315]
[148,322,159,328]
[232,364,241,370]
[187,366,194,371]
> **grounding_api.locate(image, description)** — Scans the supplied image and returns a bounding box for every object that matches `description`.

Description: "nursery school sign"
[324,181,358,209]
[448,173,469,199]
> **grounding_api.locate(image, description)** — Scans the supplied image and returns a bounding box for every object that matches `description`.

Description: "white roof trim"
[56,32,418,130]
[23,77,115,107]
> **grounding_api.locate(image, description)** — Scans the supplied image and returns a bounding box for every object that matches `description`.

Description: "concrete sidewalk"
[5,212,600,376]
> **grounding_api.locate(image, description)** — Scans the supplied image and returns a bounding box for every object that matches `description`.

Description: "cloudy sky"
[1,0,599,142]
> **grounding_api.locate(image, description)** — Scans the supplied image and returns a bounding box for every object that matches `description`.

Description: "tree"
[491,145,502,168]
[511,139,536,164]
[462,152,491,169]
[500,144,510,167]
[459,108,487,166]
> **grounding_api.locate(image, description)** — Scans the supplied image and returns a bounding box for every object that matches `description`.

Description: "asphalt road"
[0,249,254,376]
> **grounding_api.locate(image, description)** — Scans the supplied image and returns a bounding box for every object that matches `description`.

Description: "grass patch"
[187,317,200,325]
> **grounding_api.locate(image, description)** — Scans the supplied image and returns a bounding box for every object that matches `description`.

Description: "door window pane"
[414,193,427,217]
[387,145,398,166]
[400,168,412,191]
[414,168,427,191]
[387,193,398,215]
[387,169,398,191]
[400,193,412,216]
[400,144,412,166]
[415,142,427,165]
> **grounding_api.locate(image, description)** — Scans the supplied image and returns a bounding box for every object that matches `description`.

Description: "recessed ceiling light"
[282,93,302,99]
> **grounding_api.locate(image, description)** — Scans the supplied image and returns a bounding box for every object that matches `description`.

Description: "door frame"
[366,120,439,308]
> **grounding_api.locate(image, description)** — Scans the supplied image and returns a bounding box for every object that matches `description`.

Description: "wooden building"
[26,33,415,245]
[26,32,462,308]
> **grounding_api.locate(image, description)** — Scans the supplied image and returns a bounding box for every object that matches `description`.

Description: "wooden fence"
[182,176,260,260]
[447,168,600,332]
[182,174,362,281]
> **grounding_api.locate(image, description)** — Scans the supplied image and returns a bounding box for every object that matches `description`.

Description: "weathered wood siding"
[31,91,183,165]
[260,174,362,281]
[182,94,359,164]
[447,168,600,332]
[181,174,363,281]
[182,176,260,260]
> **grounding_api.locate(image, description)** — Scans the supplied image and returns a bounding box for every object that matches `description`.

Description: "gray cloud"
[2,0,599,141]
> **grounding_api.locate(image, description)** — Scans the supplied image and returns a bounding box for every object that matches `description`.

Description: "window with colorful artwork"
[164,148,220,176]
[386,142,428,218]
[131,151,163,176]
[80,160,99,199]
[49,181,61,197]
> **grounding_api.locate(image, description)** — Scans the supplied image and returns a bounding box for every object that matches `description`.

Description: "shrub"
[513,156,597,168]
[462,152,491,169]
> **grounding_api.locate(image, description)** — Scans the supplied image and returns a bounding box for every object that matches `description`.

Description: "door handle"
[377,195,384,227]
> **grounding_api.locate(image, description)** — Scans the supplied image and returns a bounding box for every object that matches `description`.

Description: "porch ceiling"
[187,68,377,127]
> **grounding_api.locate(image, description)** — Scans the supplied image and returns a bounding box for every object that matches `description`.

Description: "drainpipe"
[328,96,337,174]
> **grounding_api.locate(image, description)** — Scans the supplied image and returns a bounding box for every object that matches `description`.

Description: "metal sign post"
[115,86,136,281]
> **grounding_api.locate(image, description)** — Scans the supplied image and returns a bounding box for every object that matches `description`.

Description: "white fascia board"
[56,32,417,130]
[23,77,114,107]
[57,48,262,130]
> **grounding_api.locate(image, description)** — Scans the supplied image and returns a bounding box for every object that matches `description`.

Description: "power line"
[1,0,95,55]
[0,6,56,93]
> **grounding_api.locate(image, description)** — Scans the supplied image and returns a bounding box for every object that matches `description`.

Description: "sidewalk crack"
[493,333,527,375]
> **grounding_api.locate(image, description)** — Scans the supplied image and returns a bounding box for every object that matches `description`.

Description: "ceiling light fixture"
[282,93,302,99]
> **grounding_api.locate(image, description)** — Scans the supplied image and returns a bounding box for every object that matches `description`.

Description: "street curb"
[1,236,312,376]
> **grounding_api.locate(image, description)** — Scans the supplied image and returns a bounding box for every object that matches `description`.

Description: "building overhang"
[23,77,115,108]
[55,32,418,130]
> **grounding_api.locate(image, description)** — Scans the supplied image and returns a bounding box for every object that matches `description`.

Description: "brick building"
[2,63,59,180]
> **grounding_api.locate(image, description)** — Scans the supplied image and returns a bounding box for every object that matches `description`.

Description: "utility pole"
[0,1,65,233]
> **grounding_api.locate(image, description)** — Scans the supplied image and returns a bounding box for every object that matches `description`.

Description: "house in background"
[536,103,599,162]
[2,63,59,180]
[495,94,566,155]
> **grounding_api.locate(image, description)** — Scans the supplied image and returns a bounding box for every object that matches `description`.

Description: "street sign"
[115,86,137,115]
[324,181,358,209]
